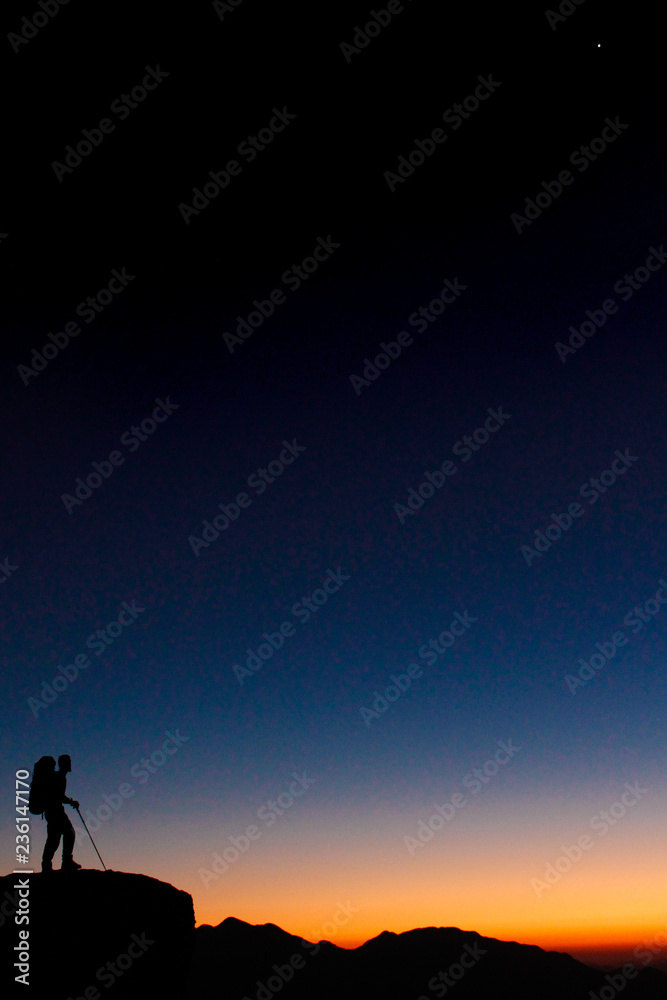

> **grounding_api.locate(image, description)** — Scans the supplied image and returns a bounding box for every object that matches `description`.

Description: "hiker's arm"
[64,795,79,808]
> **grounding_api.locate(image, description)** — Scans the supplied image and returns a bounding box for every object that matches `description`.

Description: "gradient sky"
[2,0,666,974]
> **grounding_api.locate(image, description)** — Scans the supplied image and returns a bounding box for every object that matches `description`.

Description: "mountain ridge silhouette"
[189,911,667,999]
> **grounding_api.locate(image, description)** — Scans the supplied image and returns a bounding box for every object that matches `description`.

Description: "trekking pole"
[76,806,107,870]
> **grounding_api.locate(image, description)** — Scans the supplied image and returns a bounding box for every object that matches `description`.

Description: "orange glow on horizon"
[76,797,667,971]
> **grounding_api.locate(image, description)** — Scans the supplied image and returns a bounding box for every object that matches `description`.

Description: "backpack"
[29,756,56,816]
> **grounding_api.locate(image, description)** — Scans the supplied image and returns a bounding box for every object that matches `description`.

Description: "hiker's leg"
[42,810,62,865]
[61,814,75,863]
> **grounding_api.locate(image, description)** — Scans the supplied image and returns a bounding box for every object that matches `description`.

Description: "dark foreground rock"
[0,869,194,1000]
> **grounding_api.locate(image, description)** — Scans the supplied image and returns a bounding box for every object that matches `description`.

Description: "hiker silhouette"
[42,754,82,873]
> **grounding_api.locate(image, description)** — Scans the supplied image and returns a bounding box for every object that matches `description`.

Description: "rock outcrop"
[0,869,194,1000]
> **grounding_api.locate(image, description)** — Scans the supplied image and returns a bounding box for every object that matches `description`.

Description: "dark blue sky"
[2,0,666,964]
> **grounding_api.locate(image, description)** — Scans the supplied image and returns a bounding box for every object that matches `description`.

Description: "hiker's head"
[58,754,72,773]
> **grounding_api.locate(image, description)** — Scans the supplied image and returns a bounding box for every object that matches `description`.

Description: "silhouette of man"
[42,754,81,873]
